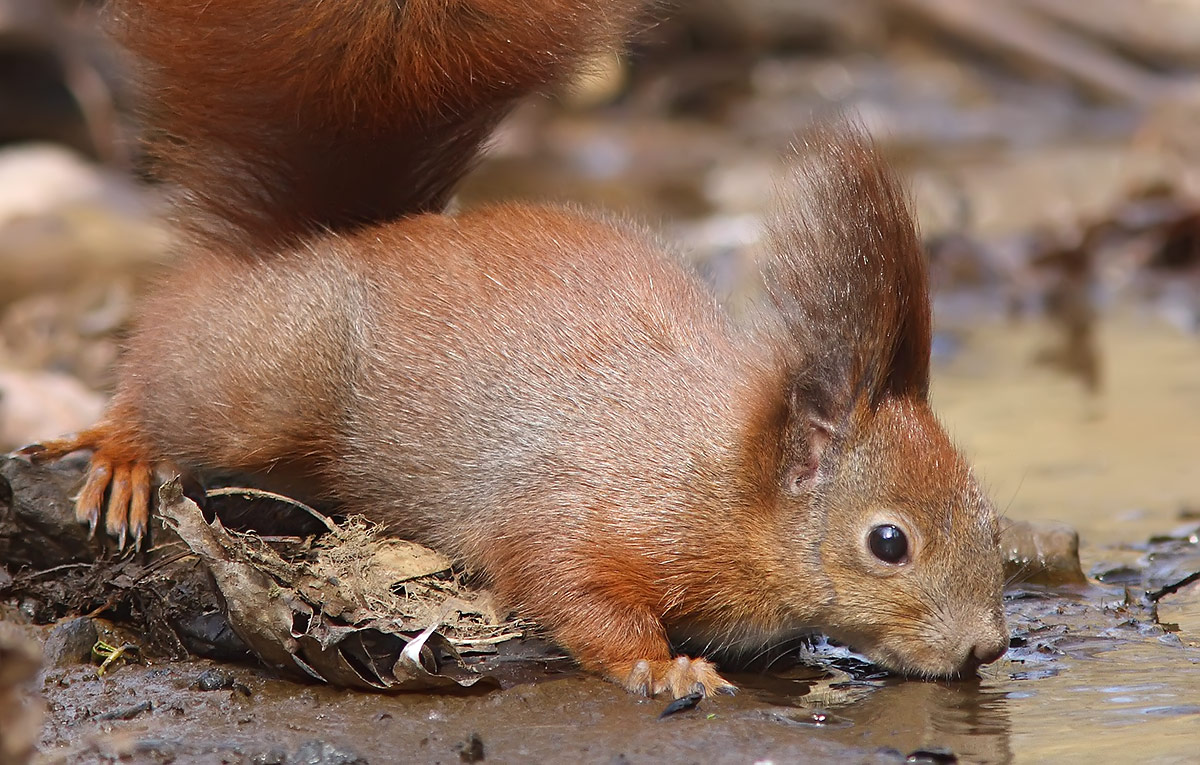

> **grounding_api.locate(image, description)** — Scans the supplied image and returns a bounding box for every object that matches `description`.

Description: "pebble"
[41,617,97,668]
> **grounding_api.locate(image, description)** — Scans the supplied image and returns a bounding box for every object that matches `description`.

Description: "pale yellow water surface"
[938,316,1200,552]
[933,316,1200,764]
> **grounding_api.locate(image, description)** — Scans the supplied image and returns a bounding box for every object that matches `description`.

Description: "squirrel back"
[112,0,647,250]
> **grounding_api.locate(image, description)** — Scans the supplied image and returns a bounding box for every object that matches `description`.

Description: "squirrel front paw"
[17,424,154,550]
[620,656,737,699]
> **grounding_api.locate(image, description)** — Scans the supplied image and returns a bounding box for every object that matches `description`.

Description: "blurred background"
[1,0,1199,557]
[3,2,1200,761]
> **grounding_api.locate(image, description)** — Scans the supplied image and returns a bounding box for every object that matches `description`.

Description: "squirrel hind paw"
[14,432,96,462]
[623,656,738,699]
[21,427,154,550]
[77,457,153,551]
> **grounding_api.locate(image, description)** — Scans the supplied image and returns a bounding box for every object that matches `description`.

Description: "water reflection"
[718,508,1200,764]
[733,670,1014,763]
[842,680,1014,764]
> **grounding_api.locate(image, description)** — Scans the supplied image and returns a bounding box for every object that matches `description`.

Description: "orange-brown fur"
[25,0,1008,697]
[112,0,643,249]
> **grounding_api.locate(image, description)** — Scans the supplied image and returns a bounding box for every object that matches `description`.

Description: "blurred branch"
[893,0,1172,104]
[1027,0,1200,68]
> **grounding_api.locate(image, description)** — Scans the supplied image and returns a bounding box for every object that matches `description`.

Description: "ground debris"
[0,455,234,660]
[455,733,485,763]
[1148,570,1200,603]
[156,479,510,692]
[1,455,521,693]
[658,691,704,720]
[96,699,152,721]
[291,740,369,765]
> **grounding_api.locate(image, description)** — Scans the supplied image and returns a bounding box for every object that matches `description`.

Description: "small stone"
[905,748,957,764]
[251,748,288,765]
[132,738,177,759]
[193,668,235,691]
[17,599,41,622]
[42,617,98,668]
[1000,519,1087,586]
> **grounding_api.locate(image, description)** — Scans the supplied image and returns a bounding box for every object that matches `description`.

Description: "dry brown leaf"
[156,480,505,692]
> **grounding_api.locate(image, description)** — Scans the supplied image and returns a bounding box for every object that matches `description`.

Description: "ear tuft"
[764,122,932,429]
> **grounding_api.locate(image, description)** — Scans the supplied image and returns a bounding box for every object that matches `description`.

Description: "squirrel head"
[761,125,1007,677]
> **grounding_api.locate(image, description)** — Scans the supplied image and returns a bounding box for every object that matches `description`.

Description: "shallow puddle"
[932,317,1200,764]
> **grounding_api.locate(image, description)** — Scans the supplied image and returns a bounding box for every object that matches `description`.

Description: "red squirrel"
[23,0,1009,697]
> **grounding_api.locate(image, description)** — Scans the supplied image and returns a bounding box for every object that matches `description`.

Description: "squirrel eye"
[868,524,908,564]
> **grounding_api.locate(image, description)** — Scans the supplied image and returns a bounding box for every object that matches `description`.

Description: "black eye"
[868,524,908,564]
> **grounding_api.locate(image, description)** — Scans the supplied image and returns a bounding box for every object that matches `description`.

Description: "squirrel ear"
[764,122,932,432]
[781,410,833,495]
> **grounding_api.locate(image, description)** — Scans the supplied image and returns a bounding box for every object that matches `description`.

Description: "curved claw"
[105,463,132,548]
[129,463,151,549]
[16,432,97,463]
[75,457,113,536]
[13,443,45,460]
[623,656,737,699]
[25,423,156,549]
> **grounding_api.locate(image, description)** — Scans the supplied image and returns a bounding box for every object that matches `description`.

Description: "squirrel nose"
[957,632,1009,676]
[971,635,1010,666]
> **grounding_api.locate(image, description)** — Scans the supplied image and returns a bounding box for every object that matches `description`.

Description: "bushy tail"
[111,0,647,250]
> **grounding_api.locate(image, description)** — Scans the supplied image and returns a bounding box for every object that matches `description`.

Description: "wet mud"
[19,538,1200,764]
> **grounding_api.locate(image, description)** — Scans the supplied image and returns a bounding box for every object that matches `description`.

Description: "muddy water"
[27,317,1200,764]
[931,317,1200,764]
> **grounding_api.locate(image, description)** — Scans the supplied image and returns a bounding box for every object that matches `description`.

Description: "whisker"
[999,472,1027,522]
[1004,559,1033,588]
